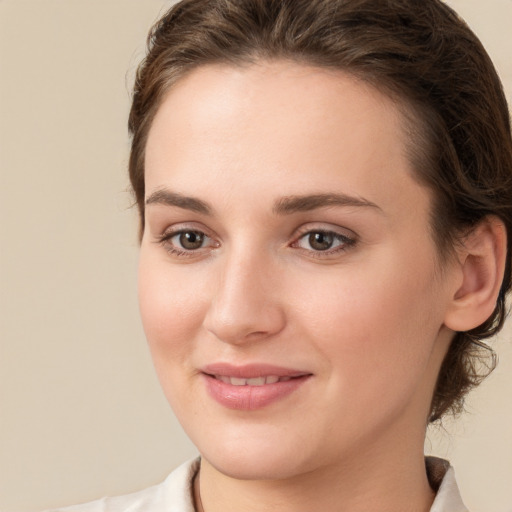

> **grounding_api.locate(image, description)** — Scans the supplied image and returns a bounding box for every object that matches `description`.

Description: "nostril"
[203,267,286,345]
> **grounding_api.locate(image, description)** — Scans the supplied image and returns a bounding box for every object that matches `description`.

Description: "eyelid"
[293,223,357,242]
[156,221,216,240]
[155,223,220,257]
[290,223,358,256]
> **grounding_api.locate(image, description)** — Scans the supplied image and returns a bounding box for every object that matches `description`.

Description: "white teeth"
[230,377,247,386]
[215,375,287,385]
[246,377,266,386]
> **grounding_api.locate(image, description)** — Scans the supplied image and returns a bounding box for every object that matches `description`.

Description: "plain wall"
[0,1,510,511]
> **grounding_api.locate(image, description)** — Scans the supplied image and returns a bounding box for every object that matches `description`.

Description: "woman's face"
[139,61,458,480]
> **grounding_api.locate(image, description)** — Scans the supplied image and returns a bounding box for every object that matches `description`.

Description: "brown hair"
[128,0,512,422]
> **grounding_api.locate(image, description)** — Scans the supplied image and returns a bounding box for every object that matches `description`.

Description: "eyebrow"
[273,193,382,215]
[145,189,381,216]
[145,189,212,215]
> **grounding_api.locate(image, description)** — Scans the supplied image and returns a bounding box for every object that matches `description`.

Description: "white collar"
[69,456,467,511]
[427,456,469,511]
[177,457,468,512]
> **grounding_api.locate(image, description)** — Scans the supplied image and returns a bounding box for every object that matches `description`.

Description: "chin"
[193,426,322,481]
[204,448,312,481]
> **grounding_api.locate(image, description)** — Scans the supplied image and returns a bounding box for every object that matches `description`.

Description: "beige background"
[0,1,511,511]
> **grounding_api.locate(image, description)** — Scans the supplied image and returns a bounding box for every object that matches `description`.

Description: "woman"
[48,0,512,510]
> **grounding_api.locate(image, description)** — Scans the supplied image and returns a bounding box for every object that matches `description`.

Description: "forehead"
[148,61,406,153]
[145,60,430,222]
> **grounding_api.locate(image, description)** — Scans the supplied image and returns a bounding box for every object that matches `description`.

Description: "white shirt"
[44,457,468,512]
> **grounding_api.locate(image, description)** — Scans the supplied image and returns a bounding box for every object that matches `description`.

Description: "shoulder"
[43,458,200,512]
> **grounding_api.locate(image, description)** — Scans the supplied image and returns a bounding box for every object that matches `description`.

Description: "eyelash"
[155,226,356,259]
[156,228,217,258]
[292,228,356,257]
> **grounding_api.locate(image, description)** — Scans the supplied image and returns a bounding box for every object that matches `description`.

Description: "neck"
[195,434,435,512]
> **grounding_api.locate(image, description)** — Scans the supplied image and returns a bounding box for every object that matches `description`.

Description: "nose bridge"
[204,243,285,344]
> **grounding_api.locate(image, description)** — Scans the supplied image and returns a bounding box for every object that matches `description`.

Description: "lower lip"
[203,374,311,411]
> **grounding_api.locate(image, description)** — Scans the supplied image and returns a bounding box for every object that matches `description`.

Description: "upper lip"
[201,363,312,379]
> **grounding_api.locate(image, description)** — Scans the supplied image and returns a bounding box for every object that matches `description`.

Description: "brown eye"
[308,232,334,251]
[295,229,355,255]
[178,231,205,250]
[157,228,218,258]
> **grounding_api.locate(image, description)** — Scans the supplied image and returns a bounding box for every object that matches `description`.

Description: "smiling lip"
[201,363,312,411]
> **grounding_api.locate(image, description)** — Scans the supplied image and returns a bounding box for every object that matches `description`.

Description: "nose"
[203,249,286,345]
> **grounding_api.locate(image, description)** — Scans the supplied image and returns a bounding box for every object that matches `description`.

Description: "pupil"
[180,231,204,250]
[309,232,333,251]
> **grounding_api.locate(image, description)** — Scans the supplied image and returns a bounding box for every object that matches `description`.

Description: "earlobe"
[444,216,507,332]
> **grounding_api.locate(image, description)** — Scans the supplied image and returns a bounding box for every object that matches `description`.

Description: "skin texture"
[139,61,468,512]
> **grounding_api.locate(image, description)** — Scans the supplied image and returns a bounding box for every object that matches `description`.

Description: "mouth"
[208,374,301,386]
[201,363,312,410]
[201,362,311,383]
[205,373,310,386]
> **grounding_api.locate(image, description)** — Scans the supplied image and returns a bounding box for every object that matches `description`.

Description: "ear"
[444,216,507,332]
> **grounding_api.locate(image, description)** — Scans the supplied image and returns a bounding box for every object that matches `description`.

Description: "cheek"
[137,253,208,364]
[293,252,444,397]
[137,253,215,418]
